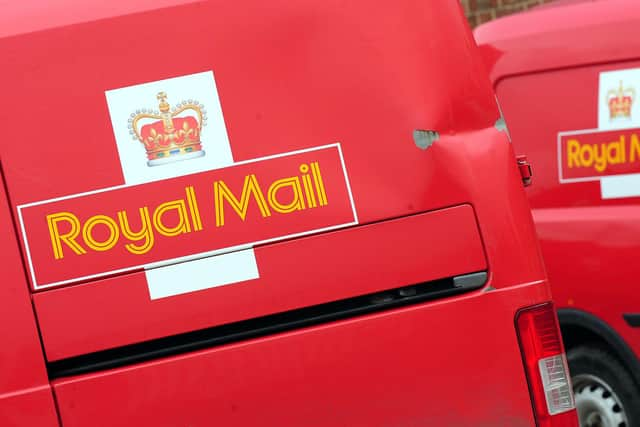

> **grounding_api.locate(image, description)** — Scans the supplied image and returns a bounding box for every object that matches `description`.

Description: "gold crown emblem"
[607,81,635,120]
[128,92,207,166]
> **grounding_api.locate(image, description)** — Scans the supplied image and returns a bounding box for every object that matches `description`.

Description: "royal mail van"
[0,1,577,426]
[476,0,640,425]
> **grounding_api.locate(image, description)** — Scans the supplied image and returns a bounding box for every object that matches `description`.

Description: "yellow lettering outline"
[118,207,154,255]
[152,200,191,237]
[82,215,119,252]
[46,212,86,260]
[214,175,271,227]
[267,177,306,214]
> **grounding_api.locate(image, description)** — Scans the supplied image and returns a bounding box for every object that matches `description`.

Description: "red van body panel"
[476,1,640,421]
[52,283,550,427]
[476,0,640,356]
[0,173,58,426]
[474,0,640,88]
[0,0,568,425]
[36,205,489,361]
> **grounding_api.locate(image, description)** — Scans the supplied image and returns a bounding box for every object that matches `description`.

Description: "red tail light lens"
[516,303,578,427]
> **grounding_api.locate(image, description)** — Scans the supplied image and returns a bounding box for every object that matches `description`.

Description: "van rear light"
[538,355,573,414]
[516,303,578,427]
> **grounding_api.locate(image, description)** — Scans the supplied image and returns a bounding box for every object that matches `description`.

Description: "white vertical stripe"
[146,248,259,299]
[600,173,640,199]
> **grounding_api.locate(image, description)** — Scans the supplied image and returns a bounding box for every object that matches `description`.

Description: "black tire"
[568,345,640,427]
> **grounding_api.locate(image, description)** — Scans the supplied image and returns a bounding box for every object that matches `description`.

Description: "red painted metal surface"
[53,282,549,427]
[0,0,555,424]
[36,205,487,361]
[475,0,640,86]
[476,0,640,372]
[0,172,58,427]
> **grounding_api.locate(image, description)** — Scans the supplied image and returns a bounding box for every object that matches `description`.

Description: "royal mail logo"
[17,71,358,292]
[18,144,357,289]
[558,128,640,181]
[128,92,207,166]
[557,68,640,200]
[607,81,635,120]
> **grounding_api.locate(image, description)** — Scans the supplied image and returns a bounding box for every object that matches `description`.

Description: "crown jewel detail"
[607,81,635,120]
[128,92,208,166]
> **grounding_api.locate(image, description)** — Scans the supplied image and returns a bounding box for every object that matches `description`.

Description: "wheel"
[568,345,640,427]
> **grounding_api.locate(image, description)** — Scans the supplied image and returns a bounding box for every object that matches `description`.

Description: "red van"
[0,1,577,426]
[476,0,640,425]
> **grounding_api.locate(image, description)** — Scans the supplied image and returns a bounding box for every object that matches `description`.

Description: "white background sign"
[597,68,640,199]
[105,71,234,185]
[105,71,258,299]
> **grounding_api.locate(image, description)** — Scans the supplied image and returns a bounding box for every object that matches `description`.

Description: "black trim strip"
[623,313,640,328]
[47,271,487,379]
